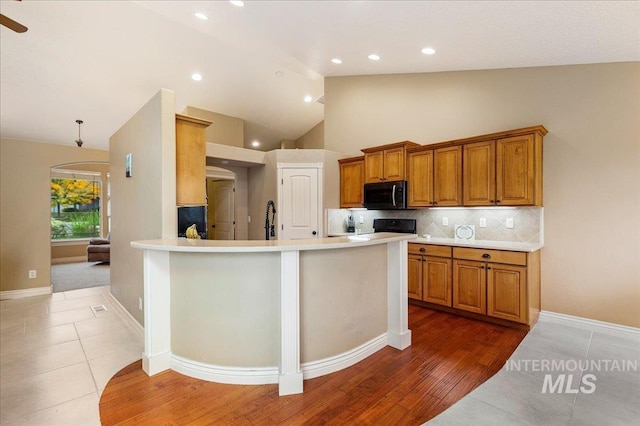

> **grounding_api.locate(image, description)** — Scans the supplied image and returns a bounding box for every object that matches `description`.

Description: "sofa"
[87,235,110,263]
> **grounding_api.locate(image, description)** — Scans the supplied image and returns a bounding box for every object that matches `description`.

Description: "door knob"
[312,231,317,235]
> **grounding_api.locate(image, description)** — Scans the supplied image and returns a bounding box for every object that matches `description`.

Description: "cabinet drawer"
[452,247,526,266]
[409,244,452,258]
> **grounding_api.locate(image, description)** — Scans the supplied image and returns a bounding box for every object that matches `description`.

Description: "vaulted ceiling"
[1,1,638,152]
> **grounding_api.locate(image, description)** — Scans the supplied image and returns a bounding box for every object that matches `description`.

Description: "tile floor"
[1,287,638,426]
[0,286,143,425]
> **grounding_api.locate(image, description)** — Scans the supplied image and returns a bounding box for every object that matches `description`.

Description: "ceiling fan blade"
[0,13,28,33]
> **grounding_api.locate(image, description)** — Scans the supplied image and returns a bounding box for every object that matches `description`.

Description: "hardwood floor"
[99,306,526,425]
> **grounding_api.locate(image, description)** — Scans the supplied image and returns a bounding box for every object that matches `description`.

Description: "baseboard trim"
[51,256,86,265]
[301,333,388,380]
[171,355,279,385]
[106,291,144,342]
[0,286,52,300]
[539,310,640,337]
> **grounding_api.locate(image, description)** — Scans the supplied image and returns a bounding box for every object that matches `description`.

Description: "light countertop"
[131,232,416,253]
[411,237,543,252]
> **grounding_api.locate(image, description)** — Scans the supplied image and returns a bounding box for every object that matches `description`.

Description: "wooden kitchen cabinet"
[407,145,462,207]
[338,156,365,208]
[176,114,212,206]
[463,127,545,206]
[408,244,452,306]
[362,141,419,184]
[453,247,538,326]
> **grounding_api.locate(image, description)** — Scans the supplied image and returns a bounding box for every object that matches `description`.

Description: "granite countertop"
[411,237,543,252]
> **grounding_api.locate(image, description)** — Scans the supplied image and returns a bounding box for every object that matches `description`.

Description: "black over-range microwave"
[363,181,408,210]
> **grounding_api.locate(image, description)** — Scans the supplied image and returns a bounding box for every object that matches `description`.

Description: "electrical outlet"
[138,297,143,311]
[506,218,514,229]
[359,216,364,224]
[28,270,36,279]
[479,218,486,228]
[442,217,448,226]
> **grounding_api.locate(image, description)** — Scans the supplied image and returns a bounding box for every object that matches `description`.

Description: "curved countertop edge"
[131,232,417,253]
[412,237,543,252]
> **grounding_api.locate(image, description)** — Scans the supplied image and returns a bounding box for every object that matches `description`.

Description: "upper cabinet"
[463,127,545,206]
[361,141,419,183]
[338,156,365,208]
[407,145,462,207]
[175,114,212,206]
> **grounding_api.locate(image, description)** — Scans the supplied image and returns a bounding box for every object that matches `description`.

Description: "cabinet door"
[434,146,462,206]
[424,257,452,307]
[383,147,405,182]
[176,115,208,206]
[463,140,495,206]
[496,135,535,205]
[407,150,433,207]
[340,159,364,208]
[453,259,486,314]
[408,254,423,300]
[364,151,384,183]
[487,263,527,323]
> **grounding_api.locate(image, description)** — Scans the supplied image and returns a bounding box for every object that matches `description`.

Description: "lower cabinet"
[410,243,540,329]
[408,244,452,306]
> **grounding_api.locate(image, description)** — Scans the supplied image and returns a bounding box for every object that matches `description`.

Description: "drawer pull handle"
[482,253,491,259]
[419,247,426,253]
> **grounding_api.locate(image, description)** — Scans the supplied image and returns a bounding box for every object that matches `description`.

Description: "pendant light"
[75,119,84,147]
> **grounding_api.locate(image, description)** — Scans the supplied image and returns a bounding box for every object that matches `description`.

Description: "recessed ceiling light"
[331,58,342,64]
[304,95,313,103]
[194,12,208,20]
[252,140,260,147]
[368,54,380,61]
[421,47,436,55]
[191,73,202,81]
[229,1,245,7]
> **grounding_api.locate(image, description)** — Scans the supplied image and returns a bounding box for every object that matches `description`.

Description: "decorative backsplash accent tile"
[326,207,543,243]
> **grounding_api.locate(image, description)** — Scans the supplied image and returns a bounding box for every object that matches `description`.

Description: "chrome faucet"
[265,200,276,240]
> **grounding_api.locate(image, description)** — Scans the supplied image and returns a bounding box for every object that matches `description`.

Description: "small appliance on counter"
[373,218,416,234]
[346,215,356,233]
[178,206,207,239]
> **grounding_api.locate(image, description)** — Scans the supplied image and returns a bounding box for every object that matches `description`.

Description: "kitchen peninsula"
[131,233,415,396]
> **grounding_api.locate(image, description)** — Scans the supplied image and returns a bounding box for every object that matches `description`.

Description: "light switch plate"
[479,218,487,228]
[442,217,448,226]
[506,218,514,229]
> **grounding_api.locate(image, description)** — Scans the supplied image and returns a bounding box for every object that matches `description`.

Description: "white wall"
[109,89,177,325]
[324,62,640,328]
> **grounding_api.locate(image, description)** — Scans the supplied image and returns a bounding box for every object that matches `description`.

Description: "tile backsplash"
[326,207,543,244]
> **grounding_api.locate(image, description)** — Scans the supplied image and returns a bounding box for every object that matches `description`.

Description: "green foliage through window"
[51,178,101,239]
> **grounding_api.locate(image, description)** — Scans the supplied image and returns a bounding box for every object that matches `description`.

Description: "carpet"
[51,261,110,293]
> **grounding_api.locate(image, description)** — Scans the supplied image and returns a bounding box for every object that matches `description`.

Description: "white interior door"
[209,180,235,240]
[279,165,321,240]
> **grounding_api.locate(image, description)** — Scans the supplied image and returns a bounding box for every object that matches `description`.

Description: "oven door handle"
[392,184,397,207]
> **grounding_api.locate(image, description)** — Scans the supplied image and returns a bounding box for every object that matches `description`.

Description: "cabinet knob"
[433,201,438,205]
[482,253,491,259]
[419,247,426,253]
[487,266,492,270]
[495,200,501,203]
[481,265,485,269]
[490,200,495,203]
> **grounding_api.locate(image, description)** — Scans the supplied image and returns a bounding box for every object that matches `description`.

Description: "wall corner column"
[386,240,412,349]
[279,250,303,395]
[142,249,172,375]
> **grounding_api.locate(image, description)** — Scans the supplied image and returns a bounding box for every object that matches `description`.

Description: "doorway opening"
[206,167,236,240]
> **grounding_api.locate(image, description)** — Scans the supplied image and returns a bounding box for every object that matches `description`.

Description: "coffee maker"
[346,215,356,233]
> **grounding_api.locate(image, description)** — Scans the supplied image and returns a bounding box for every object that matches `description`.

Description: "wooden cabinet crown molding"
[175,113,213,128]
[338,155,365,164]
[360,140,420,154]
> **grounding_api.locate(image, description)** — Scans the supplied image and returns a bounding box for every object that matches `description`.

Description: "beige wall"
[182,106,244,147]
[0,139,108,292]
[109,89,177,325]
[325,62,640,327]
[296,121,324,149]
